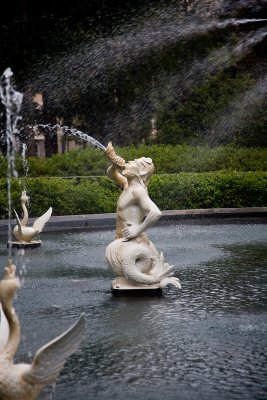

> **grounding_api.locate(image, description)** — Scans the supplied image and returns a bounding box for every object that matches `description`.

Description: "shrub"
[0,144,266,179]
[0,171,266,218]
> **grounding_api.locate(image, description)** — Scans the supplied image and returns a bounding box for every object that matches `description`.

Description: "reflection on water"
[0,223,266,400]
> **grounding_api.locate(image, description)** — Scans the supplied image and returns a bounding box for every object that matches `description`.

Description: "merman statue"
[104,142,181,295]
[12,190,52,247]
[0,260,86,400]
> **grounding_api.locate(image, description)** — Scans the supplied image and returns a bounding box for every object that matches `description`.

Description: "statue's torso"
[116,187,145,238]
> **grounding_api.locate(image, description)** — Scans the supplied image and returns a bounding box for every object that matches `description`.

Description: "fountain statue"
[0,260,86,400]
[104,142,181,295]
[12,190,52,247]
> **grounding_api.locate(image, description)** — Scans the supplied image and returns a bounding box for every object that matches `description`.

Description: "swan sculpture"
[0,302,9,353]
[13,191,52,245]
[0,260,86,400]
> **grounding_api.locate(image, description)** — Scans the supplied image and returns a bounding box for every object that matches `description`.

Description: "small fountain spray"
[0,68,86,400]
[0,68,23,257]
[13,128,52,247]
[21,142,28,193]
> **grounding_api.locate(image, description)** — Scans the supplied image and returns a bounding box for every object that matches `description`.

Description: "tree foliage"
[0,1,266,149]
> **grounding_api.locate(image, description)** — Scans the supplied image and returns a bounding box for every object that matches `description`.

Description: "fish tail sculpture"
[106,239,181,289]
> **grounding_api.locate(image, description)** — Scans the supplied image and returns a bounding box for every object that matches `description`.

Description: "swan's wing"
[0,302,9,353]
[14,209,22,234]
[22,313,86,385]
[32,207,52,232]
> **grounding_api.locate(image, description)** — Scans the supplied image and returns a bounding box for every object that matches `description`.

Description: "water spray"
[38,123,106,150]
[0,68,23,259]
[21,142,29,193]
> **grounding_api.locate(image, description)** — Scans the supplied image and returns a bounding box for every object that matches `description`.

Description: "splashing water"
[0,68,23,259]
[13,1,266,148]
[205,73,267,145]
[21,142,29,192]
[29,15,267,100]
[20,8,266,147]
[100,27,267,143]
[37,124,106,150]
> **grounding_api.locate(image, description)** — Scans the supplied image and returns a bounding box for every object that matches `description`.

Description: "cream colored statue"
[12,190,52,246]
[0,260,86,400]
[105,142,181,293]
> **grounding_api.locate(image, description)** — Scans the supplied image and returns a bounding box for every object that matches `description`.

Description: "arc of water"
[38,124,106,150]
[31,13,267,97]
[101,27,267,141]
[206,73,267,145]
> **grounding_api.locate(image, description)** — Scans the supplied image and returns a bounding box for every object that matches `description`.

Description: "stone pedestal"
[8,240,42,248]
[111,277,162,296]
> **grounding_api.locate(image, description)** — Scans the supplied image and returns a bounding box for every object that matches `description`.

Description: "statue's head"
[123,157,154,186]
[21,191,29,203]
[0,260,20,304]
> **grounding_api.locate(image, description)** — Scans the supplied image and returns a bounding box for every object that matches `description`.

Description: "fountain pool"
[0,222,266,400]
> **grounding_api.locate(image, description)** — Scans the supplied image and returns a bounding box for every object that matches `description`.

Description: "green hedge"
[149,171,267,210]
[0,171,266,218]
[0,144,266,178]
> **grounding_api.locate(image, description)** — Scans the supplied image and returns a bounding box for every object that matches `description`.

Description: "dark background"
[1,0,267,149]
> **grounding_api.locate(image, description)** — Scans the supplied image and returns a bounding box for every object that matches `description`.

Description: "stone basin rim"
[0,207,266,236]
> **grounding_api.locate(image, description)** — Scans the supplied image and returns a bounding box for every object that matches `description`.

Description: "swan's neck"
[1,299,20,361]
[21,201,28,226]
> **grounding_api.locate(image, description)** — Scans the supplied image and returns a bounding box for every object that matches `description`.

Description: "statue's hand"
[104,141,115,158]
[122,222,140,241]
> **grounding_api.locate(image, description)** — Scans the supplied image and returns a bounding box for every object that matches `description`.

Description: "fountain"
[104,142,181,294]
[0,2,266,399]
[0,73,53,248]
[8,139,52,247]
[0,68,86,400]
[12,190,52,248]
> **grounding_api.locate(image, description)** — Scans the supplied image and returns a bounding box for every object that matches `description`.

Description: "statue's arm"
[107,164,127,188]
[105,141,127,188]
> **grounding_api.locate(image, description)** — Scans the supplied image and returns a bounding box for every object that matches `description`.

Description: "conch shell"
[104,142,125,168]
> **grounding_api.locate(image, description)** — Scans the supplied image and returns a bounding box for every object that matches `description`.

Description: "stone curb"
[0,207,266,236]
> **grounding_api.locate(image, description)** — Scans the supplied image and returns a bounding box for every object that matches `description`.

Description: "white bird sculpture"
[13,191,52,243]
[0,260,86,400]
[0,302,9,353]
